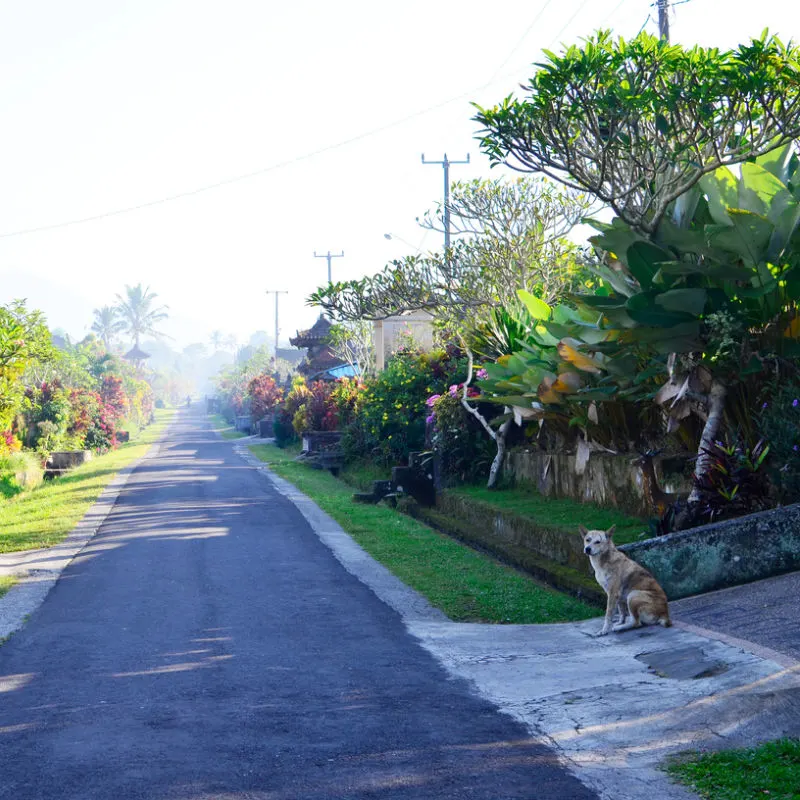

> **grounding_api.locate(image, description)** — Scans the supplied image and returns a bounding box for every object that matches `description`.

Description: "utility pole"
[265,290,288,363]
[657,0,669,41]
[313,250,344,285]
[421,153,470,254]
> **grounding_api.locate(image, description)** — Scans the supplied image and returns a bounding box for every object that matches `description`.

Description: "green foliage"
[273,376,309,447]
[474,30,800,234]
[343,347,465,466]
[757,384,800,503]
[310,177,591,336]
[477,144,800,461]
[428,391,495,485]
[0,300,55,431]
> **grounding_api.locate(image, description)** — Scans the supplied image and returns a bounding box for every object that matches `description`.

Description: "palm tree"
[209,330,225,352]
[91,306,125,351]
[115,284,169,349]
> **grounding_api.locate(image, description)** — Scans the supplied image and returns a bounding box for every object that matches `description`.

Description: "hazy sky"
[0,0,794,349]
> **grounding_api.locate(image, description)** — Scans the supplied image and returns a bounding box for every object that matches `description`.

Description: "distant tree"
[91,306,125,351]
[115,284,169,349]
[329,320,375,377]
[224,334,238,352]
[209,330,225,352]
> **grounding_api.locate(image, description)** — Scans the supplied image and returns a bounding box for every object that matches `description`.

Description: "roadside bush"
[247,374,283,423]
[23,381,72,455]
[292,381,337,435]
[273,377,310,448]
[427,389,496,485]
[343,346,466,466]
[757,384,800,503]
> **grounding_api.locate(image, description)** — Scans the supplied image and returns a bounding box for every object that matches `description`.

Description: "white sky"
[0,0,796,349]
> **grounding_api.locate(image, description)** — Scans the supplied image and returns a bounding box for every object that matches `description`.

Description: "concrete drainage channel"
[236,441,800,800]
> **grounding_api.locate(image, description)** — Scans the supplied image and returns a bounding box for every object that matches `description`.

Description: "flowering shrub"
[329,378,365,428]
[247,374,283,422]
[292,380,338,435]
[342,346,466,465]
[274,377,310,447]
[100,375,129,423]
[24,380,72,455]
[0,430,22,454]
[68,388,117,452]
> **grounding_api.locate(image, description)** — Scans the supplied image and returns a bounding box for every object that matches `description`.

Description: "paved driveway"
[0,410,594,799]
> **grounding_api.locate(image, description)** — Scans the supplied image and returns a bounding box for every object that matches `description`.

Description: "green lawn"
[449,484,648,545]
[0,409,176,553]
[0,576,17,599]
[667,739,800,800]
[208,413,248,440]
[249,443,598,624]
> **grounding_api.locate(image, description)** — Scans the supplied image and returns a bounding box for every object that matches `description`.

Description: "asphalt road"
[0,409,595,800]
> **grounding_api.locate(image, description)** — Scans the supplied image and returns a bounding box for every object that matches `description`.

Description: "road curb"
[0,423,171,642]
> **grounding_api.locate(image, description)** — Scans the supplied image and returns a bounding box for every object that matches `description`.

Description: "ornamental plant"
[343,346,466,466]
[247,374,283,422]
[426,388,495,485]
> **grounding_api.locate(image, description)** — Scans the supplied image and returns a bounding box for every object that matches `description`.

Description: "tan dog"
[580,525,672,636]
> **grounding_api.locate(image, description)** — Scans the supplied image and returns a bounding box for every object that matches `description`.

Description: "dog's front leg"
[598,586,619,636]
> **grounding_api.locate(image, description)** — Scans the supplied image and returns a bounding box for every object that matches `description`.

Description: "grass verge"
[449,484,648,545]
[0,576,17,599]
[0,409,176,553]
[250,443,598,624]
[666,739,800,799]
[208,413,248,440]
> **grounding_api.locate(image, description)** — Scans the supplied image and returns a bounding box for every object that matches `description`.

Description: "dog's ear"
[578,525,588,537]
[606,525,616,539]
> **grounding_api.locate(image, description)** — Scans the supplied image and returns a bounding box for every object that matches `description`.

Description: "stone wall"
[504,449,692,516]
[621,503,800,599]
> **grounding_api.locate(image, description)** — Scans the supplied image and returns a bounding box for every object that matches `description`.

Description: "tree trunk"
[487,417,512,489]
[688,380,727,503]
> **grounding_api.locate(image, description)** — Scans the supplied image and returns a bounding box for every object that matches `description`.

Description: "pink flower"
[425,414,435,425]
[476,368,488,380]
[448,384,460,397]
[425,394,441,407]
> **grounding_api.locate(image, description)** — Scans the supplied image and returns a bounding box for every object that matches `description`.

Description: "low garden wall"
[504,449,691,516]
[621,503,800,600]
[433,491,605,604]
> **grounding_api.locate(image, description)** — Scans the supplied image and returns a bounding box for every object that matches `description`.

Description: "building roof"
[290,314,333,347]
[123,343,151,361]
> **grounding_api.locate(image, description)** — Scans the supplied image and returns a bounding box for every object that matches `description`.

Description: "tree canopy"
[474,31,800,234]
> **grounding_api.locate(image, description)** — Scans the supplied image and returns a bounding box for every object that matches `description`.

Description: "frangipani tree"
[310,177,592,487]
[474,31,800,235]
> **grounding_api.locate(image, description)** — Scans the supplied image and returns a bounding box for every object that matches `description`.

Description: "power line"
[0,91,481,241]
[487,0,556,83]
[0,0,624,242]
[548,0,595,48]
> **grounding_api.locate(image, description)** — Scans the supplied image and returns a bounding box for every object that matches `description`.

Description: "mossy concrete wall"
[504,450,691,516]
[420,493,604,605]
[621,503,800,600]
[437,491,592,576]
